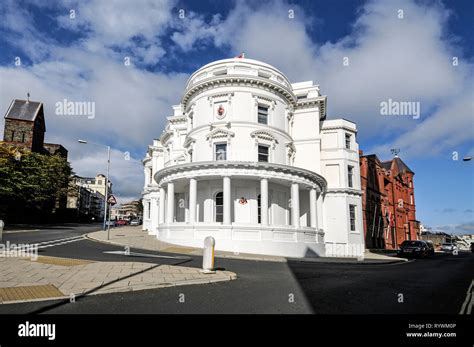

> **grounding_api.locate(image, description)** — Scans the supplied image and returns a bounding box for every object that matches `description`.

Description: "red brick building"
[359,151,420,249]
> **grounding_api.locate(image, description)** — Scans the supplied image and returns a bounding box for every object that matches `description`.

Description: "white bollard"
[201,236,216,274]
[0,220,4,242]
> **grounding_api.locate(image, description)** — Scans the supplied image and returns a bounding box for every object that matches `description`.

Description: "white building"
[142,58,365,258]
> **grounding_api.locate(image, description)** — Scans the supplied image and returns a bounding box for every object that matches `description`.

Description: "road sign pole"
[106,194,117,241]
[103,145,111,231]
[107,202,111,240]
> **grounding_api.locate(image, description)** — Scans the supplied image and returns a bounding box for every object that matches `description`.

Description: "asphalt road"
[1,224,472,314]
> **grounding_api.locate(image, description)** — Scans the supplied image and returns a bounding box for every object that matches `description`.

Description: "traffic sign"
[107,195,117,206]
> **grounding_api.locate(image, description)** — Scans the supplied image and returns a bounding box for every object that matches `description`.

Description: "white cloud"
[184,0,473,158]
[0,0,187,202]
[434,221,474,235]
[56,0,177,64]
[1,0,472,203]
[171,12,221,51]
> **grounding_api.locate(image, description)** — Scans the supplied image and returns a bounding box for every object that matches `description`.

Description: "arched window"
[257,194,261,223]
[215,192,223,222]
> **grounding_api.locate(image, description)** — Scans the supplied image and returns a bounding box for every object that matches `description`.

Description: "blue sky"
[0,0,473,234]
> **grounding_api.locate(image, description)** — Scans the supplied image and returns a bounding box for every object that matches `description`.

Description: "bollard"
[0,220,4,242]
[201,236,216,274]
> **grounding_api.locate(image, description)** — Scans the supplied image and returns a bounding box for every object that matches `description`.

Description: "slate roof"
[380,161,392,171]
[381,157,414,174]
[4,99,43,122]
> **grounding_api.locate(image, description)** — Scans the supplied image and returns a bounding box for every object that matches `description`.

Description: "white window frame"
[257,104,269,125]
[214,191,224,223]
[349,204,356,232]
[348,165,354,188]
[345,133,351,150]
[214,142,227,161]
[258,144,270,163]
[253,96,274,126]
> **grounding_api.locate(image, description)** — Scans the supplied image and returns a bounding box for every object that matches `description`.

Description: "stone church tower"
[3,98,68,158]
[3,98,46,153]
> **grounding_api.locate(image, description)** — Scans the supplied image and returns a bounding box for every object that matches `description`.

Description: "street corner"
[0,253,237,305]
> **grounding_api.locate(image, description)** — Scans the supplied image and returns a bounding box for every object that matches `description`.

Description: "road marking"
[34,236,86,249]
[35,235,84,245]
[2,229,41,234]
[103,250,190,260]
[459,279,473,315]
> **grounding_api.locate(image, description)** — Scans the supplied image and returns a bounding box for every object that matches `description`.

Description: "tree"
[0,143,72,222]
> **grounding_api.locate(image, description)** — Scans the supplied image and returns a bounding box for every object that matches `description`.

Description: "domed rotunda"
[142,57,364,258]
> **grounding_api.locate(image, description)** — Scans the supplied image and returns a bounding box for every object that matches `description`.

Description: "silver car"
[440,243,458,253]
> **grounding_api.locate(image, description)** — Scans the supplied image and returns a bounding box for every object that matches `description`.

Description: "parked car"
[440,243,458,253]
[130,219,140,226]
[116,220,128,226]
[424,240,435,256]
[398,240,434,258]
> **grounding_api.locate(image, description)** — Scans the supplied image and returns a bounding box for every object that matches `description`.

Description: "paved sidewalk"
[0,255,236,304]
[88,226,407,264]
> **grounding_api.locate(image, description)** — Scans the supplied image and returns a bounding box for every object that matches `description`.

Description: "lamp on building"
[78,139,111,238]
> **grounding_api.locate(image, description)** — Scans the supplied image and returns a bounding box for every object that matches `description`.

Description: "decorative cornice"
[250,130,278,145]
[206,91,234,107]
[182,75,297,110]
[183,136,196,148]
[160,130,172,145]
[187,121,293,143]
[252,94,277,109]
[285,105,294,121]
[286,141,296,156]
[321,125,357,133]
[154,161,327,193]
[148,144,164,153]
[295,96,327,119]
[205,128,235,141]
[167,115,187,124]
[325,188,363,196]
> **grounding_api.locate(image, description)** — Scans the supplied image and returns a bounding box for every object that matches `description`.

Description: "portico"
[154,161,324,226]
[143,161,326,257]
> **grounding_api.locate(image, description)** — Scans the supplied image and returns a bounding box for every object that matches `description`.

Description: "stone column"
[317,192,324,230]
[291,182,300,227]
[309,188,318,228]
[166,182,174,223]
[189,178,197,223]
[260,178,269,225]
[150,198,156,230]
[159,187,165,224]
[223,176,231,224]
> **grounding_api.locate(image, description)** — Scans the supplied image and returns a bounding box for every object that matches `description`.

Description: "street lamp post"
[78,140,111,237]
